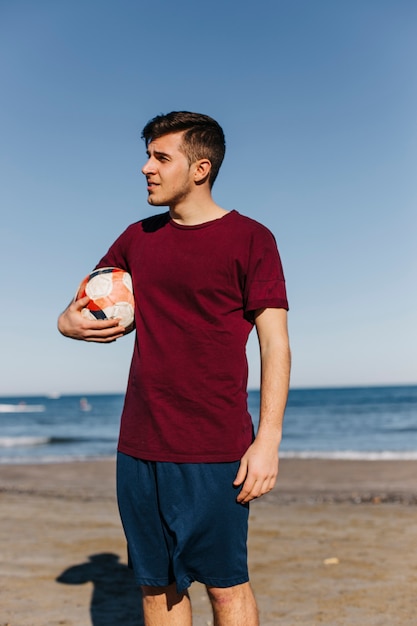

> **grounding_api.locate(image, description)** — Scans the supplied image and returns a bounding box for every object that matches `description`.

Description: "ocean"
[1,386,416,464]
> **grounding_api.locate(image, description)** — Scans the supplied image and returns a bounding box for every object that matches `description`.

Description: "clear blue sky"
[1,0,416,396]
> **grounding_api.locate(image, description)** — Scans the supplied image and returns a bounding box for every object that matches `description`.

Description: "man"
[58,111,290,625]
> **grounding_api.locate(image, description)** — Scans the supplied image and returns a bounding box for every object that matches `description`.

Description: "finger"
[237,488,257,504]
[84,335,123,343]
[252,476,276,500]
[83,328,125,339]
[83,318,124,331]
[237,474,277,504]
[259,477,275,497]
[236,477,258,503]
[83,325,126,341]
[233,459,248,487]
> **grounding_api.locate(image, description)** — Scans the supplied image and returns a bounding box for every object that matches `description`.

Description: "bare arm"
[58,296,126,343]
[234,307,291,503]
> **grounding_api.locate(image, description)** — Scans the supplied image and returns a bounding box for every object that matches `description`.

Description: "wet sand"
[1,458,416,625]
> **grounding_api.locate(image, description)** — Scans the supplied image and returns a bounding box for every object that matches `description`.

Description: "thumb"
[233,458,248,487]
[73,295,91,310]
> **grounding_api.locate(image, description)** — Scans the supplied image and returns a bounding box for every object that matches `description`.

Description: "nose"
[142,157,155,176]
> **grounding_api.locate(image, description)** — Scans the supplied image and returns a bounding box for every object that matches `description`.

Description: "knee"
[206,584,240,606]
[206,582,258,624]
[141,583,188,610]
[141,584,171,598]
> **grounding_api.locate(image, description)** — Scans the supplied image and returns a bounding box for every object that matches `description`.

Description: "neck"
[169,198,228,226]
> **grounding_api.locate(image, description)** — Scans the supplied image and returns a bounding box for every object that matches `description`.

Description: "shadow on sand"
[57,552,144,625]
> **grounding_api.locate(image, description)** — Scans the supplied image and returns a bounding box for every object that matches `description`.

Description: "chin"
[148,196,167,207]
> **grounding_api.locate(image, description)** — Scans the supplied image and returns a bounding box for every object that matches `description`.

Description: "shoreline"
[2,458,417,625]
[3,448,417,465]
[1,457,416,503]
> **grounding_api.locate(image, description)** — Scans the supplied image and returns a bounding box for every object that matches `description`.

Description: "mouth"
[146,181,159,192]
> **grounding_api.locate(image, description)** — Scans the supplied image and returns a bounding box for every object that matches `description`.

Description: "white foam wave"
[280,450,417,461]
[0,454,116,465]
[0,404,45,413]
[0,436,51,448]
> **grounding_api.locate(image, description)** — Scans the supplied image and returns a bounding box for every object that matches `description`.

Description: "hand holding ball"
[76,267,135,334]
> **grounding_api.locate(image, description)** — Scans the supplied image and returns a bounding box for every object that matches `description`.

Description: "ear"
[193,158,212,184]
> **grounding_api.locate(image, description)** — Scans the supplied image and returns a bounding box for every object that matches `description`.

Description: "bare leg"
[141,583,192,626]
[206,582,259,626]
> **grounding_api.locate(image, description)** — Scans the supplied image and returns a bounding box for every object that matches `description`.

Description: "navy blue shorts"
[116,452,250,593]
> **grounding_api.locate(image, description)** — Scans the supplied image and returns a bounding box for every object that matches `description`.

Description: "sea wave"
[0,403,45,413]
[280,450,417,461]
[0,454,116,465]
[0,436,51,448]
[0,435,115,448]
[1,444,416,463]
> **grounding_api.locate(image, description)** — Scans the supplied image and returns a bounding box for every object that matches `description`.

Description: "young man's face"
[142,132,194,207]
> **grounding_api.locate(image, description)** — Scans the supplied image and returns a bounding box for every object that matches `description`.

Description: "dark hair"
[141,111,226,187]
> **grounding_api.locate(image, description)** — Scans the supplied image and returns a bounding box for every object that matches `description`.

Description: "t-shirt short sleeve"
[87,211,288,463]
[243,225,288,318]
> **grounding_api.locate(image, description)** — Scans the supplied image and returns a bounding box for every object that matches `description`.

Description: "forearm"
[256,335,291,448]
[234,308,290,503]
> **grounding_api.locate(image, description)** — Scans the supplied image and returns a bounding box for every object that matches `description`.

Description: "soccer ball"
[76,267,135,332]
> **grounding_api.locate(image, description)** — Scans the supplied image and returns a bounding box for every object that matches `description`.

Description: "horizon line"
[1,381,417,399]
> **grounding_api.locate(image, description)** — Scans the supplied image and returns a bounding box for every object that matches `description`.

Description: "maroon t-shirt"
[97,210,288,462]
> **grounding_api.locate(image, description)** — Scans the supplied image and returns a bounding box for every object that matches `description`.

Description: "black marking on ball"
[91,310,108,320]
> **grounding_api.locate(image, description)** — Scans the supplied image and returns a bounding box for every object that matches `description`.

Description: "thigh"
[156,461,250,592]
[116,452,175,586]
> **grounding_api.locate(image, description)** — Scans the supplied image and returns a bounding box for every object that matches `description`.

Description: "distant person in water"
[58,111,291,625]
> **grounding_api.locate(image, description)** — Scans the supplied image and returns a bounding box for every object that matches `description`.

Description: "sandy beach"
[1,458,416,625]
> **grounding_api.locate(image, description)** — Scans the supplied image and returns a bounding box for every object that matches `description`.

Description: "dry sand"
[1,458,416,625]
